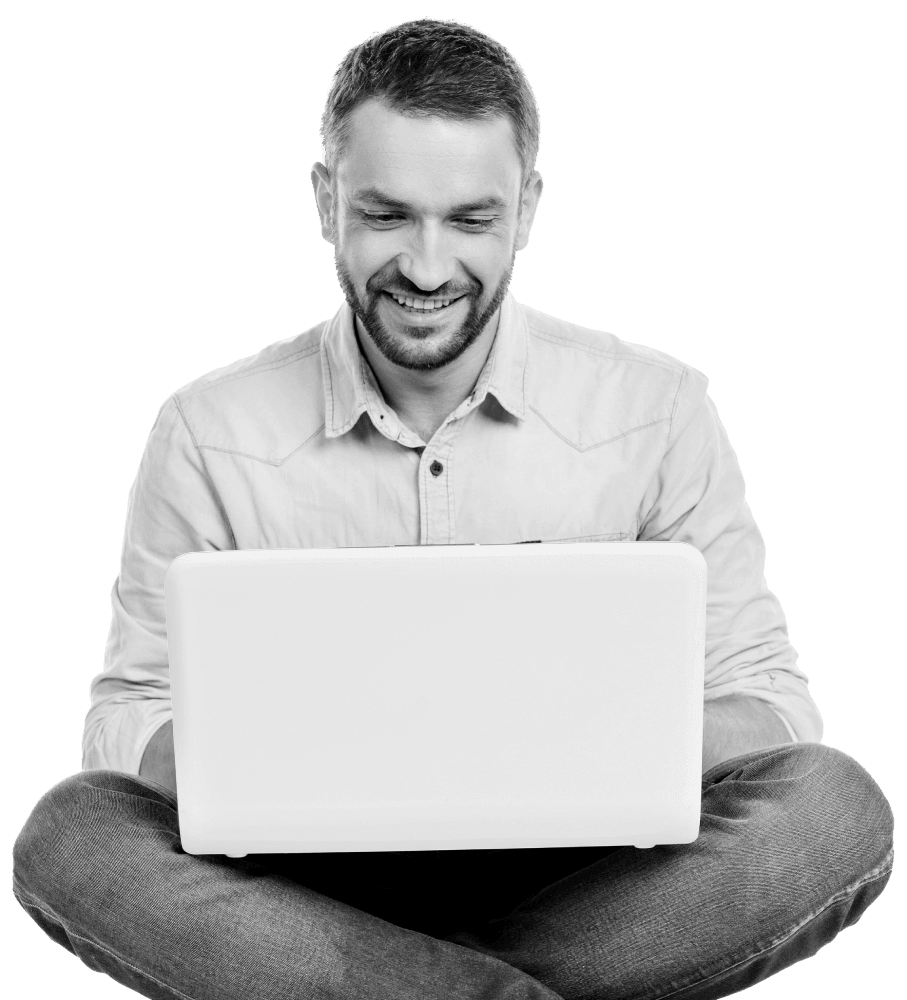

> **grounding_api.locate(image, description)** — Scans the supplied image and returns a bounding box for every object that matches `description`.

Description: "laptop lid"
[164,541,706,855]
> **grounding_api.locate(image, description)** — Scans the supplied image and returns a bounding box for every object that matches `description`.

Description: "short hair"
[321,19,540,185]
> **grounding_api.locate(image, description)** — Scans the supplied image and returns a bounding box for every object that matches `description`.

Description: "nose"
[397,223,456,294]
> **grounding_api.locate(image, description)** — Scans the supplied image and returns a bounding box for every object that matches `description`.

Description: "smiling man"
[315,96,542,442]
[13,18,893,1000]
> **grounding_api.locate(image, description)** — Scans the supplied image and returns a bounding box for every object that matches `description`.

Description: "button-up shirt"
[83,292,822,774]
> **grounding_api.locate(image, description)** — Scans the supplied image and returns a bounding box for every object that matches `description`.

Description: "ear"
[311,162,336,244]
[515,170,544,252]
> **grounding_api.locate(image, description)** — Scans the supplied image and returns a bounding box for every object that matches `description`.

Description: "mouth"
[380,290,468,318]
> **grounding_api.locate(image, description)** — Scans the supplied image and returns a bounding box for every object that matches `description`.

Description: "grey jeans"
[12,743,894,999]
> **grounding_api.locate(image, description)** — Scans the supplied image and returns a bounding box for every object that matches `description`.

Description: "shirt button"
[430,460,444,477]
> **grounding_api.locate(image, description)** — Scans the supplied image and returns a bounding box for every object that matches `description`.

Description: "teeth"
[390,293,457,311]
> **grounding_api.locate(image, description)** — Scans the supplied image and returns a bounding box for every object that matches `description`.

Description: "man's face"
[313,99,540,371]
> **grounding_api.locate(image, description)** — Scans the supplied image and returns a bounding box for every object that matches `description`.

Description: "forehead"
[335,99,522,208]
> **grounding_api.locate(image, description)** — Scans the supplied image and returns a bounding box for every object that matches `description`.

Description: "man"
[13,18,892,1000]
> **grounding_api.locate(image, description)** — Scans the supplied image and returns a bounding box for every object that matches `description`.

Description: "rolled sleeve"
[82,394,234,774]
[638,367,823,744]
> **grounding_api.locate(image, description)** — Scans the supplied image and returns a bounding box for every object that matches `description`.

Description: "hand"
[139,718,177,794]
[702,695,791,773]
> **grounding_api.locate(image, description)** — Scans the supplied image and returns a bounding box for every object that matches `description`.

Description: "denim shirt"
[83,292,821,774]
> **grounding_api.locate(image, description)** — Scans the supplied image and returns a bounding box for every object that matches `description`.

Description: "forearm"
[136,697,789,788]
[702,694,791,773]
[139,718,177,795]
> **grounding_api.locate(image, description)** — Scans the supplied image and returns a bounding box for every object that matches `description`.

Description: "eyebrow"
[350,187,508,213]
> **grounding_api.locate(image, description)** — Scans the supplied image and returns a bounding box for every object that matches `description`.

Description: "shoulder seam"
[171,394,237,548]
[172,393,200,450]
[178,341,322,401]
[526,324,684,374]
[668,365,689,440]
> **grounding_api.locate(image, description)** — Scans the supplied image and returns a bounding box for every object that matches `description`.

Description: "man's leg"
[444,743,894,1000]
[264,844,626,944]
[13,746,894,1000]
[12,770,564,1000]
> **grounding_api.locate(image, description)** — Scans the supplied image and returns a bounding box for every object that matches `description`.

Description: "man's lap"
[11,743,894,1000]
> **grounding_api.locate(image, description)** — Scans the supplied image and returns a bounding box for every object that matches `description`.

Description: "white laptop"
[164,541,706,856]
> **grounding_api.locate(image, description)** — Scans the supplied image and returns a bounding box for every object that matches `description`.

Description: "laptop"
[164,541,706,856]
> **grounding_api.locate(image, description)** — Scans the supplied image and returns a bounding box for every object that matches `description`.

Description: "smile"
[382,291,465,313]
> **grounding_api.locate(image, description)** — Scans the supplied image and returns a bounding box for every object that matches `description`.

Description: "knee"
[760,743,893,866]
[13,770,138,907]
[815,743,892,851]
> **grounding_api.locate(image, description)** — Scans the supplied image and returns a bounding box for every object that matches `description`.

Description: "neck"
[354,309,502,442]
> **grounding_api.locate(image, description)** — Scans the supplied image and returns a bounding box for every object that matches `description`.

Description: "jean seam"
[13,878,198,1000]
[649,845,894,1000]
[82,774,179,809]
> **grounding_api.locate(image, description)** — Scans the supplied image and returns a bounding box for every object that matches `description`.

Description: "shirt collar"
[321,291,528,439]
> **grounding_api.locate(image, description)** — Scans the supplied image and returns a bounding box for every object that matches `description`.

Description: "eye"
[362,213,403,226]
[456,218,496,231]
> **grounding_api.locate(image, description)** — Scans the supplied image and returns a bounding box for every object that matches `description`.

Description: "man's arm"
[84,393,234,776]
[702,694,790,773]
[136,699,789,787]
[136,698,784,790]
[139,719,177,794]
[637,367,823,744]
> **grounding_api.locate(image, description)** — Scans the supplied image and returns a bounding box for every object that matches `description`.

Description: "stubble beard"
[334,246,517,372]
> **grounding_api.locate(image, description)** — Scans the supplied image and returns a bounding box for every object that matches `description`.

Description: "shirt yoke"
[520,304,708,453]
[172,323,328,467]
[165,303,710,465]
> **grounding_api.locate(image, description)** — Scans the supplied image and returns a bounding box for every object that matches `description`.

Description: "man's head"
[311,19,543,372]
[320,19,540,188]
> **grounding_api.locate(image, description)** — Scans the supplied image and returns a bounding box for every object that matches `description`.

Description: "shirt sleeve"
[637,366,822,744]
[82,394,234,774]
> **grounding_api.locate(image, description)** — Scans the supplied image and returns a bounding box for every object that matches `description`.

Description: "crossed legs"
[12,743,893,1000]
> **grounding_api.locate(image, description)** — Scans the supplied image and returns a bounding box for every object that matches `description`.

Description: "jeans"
[12,743,893,1000]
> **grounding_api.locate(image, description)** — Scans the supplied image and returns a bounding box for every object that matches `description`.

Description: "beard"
[334,247,517,372]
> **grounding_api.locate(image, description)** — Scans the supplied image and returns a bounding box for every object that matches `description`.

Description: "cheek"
[339,229,398,284]
[467,238,514,287]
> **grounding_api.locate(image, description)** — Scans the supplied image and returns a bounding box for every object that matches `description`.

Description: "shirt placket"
[418,418,462,545]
